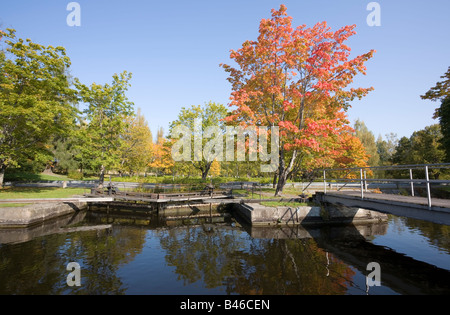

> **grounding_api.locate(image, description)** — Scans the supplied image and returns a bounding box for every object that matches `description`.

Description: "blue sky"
[1,0,449,140]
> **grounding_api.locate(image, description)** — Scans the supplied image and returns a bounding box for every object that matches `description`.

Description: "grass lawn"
[0,187,89,207]
[231,187,316,208]
[231,188,279,199]
[4,172,71,182]
[260,201,313,207]
[231,187,309,198]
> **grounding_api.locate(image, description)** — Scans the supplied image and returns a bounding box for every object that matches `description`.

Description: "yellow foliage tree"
[209,159,221,177]
[149,137,174,175]
[120,108,153,175]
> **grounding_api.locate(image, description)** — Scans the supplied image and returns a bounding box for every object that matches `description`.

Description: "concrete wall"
[232,202,388,226]
[247,221,389,239]
[0,211,87,244]
[0,202,88,228]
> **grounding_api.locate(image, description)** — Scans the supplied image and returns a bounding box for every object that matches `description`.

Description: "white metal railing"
[313,163,450,210]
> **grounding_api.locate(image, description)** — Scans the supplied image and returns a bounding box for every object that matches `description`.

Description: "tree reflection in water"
[0,225,147,295]
[1,208,449,295]
[157,224,355,295]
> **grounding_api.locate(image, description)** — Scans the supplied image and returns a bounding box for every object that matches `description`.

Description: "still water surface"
[0,207,449,295]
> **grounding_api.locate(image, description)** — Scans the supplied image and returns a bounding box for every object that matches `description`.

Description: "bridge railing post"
[360,168,364,200]
[425,165,431,210]
[364,170,367,192]
[323,170,327,194]
[409,168,414,197]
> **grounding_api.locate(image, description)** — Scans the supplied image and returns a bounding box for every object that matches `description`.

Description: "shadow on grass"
[0,187,59,194]
[4,172,70,182]
[0,187,88,200]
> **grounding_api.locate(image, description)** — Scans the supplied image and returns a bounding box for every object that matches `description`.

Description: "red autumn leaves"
[221,4,375,174]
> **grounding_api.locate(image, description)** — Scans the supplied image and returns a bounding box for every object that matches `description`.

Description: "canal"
[0,205,449,295]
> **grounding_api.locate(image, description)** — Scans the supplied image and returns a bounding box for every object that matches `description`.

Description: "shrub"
[68,171,84,180]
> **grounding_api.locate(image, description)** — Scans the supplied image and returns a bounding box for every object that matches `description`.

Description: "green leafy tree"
[74,71,134,187]
[392,125,445,179]
[421,66,450,161]
[375,133,398,178]
[52,136,80,175]
[376,133,398,166]
[421,66,450,114]
[169,101,228,180]
[437,97,450,162]
[392,136,412,165]
[409,125,445,167]
[0,29,78,186]
[353,119,380,167]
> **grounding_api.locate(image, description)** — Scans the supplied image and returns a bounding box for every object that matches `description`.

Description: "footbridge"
[311,163,450,225]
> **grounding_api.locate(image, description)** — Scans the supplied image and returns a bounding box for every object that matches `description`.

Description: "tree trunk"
[98,164,105,189]
[272,170,278,188]
[275,150,286,196]
[0,163,6,188]
[275,149,297,196]
[201,162,212,181]
[275,167,288,196]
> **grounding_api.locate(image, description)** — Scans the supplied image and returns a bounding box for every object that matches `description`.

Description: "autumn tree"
[331,132,369,169]
[221,5,375,195]
[155,126,164,144]
[0,29,78,186]
[148,128,174,176]
[119,108,153,176]
[209,159,221,177]
[148,135,174,176]
[75,71,134,187]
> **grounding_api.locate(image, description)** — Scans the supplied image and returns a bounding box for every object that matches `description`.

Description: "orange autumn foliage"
[149,138,174,175]
[220,5,375,192]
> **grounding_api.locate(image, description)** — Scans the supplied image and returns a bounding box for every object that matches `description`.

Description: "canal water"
[0,206,449,295]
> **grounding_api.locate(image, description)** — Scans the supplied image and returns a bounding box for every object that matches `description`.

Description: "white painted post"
[323,170,327,194]
[364,170,367,192]
[360,168,364,200]
[425,166,431,209]
[409,168,414,197]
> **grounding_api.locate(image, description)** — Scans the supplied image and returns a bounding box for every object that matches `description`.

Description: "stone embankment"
[0,201,88,228]
[232,202,388,226]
